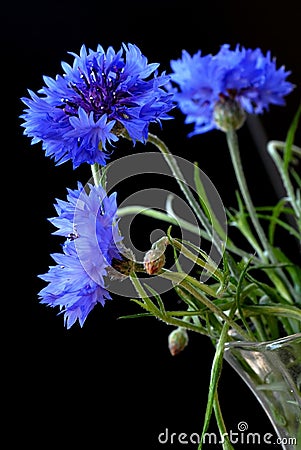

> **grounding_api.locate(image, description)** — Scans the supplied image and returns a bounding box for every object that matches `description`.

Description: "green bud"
[168,327,189,356]
[213,97,246,132]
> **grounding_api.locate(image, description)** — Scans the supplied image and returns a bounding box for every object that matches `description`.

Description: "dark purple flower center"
[58,64,134,120]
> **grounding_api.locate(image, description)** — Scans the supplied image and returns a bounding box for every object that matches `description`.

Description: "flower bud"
[213,97,246,132]
[143,248,166,275]
[168,327,189,356]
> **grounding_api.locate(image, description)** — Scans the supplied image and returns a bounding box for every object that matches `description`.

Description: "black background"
[6,1,301,449]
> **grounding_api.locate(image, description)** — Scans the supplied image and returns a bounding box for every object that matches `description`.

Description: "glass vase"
[223,333,301,450]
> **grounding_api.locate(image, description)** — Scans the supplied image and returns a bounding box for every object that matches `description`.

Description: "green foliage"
[126,104,301,449]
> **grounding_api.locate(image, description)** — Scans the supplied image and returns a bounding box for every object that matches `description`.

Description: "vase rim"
[224,332,301,352]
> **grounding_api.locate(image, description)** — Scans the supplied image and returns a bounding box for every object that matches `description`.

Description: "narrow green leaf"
[245,273,291,305]
[255,212,301,241]
[167,226,183,273]
[198,304,237,449]
[213,392,235,450]
[267,198,287,245]
[193,161,212,221]
[291,168,301,188]
[118,312,153,319]
[243,304,301,324]
[144,284,166,315]
[235,257,256,337]
[284,102,301,170]
[194,162,227,241]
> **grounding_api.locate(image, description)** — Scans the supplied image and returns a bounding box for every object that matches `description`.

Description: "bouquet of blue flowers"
[20,42,301,449]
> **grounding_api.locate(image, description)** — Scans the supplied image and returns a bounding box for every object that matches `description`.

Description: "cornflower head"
[38,182,122,329]
[20,43,174,168]
[169,44,294,135]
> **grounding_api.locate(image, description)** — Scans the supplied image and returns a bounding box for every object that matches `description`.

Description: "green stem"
[91,163,101,186]
[129,272,209,335]
[122,132,265,263]
[118,205,257,263]
[147,133,223,256]
[267,140,301,224]
[226,129,295,302]
[160,269,251,340]
[213,392,235,450]
[198,304,237,450]
[244,304,301,323]
[117,205,203,236]
[226,129,272,261]
[249,316,269,341]
[169,237,224,282]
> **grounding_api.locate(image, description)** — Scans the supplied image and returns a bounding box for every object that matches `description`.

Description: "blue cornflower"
[38,182,123,328]
[169,44,294,135]
[20,43,174,168]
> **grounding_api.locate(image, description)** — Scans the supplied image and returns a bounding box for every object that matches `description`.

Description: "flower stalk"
[226,128,296,304]
[91,162,101,186]
[147,132,224,257]
[198,303,237,450]
[225,128,270,261]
